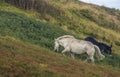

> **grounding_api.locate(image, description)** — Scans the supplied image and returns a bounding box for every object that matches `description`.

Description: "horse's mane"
[56,35,75,40]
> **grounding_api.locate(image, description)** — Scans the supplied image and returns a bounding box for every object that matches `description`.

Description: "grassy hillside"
[0,10,120,69]
[0,36,120,77]
[0,0,120,77]
[3,0,120,54]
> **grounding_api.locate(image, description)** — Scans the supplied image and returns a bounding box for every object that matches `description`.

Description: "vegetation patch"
[0,11,70,49]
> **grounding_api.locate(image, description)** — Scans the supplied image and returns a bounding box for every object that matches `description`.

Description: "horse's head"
[54,39,60,52]
[54,35,74,52]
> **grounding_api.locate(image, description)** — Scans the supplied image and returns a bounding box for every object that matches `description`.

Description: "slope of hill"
[0,9,120,69]
[0,36,120,77]
[0,0,120,76]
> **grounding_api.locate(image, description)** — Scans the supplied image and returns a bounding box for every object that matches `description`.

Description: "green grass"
[0,11,71,50]
[98,53,120,68]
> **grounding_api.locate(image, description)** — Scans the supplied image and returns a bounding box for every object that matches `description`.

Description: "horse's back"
[56,35,75,40]
[84,36,99,45]
[69,39,95,52]
[74,39,93,46]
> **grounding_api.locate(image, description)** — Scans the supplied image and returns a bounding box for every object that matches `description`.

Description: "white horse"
[54,35,105,63]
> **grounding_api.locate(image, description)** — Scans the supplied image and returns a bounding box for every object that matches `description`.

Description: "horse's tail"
[94,45,105,60]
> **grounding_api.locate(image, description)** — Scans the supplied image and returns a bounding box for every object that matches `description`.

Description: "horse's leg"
[85,55,94,63]
[70,53,75,59]
[84,52,90,62]
[89,55,95,64]
[85,56,90,62]
[88,48,95,64]
[61,47,70,56]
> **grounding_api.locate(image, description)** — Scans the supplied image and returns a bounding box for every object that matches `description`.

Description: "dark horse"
[84,36,112,55]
